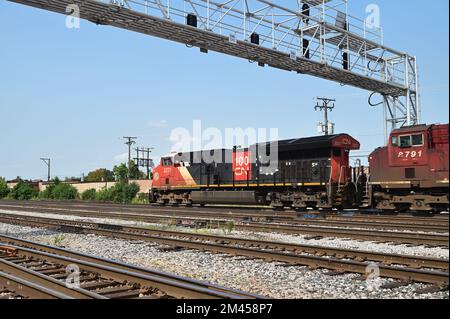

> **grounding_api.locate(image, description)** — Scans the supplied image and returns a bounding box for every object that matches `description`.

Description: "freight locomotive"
[362,124,449,213]
[150,124,449,213]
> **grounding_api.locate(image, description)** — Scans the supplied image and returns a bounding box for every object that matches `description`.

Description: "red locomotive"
[363,124,449,213]
[150,124,449,213]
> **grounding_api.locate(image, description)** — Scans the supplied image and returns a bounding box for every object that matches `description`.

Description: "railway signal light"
[186,13,197,27]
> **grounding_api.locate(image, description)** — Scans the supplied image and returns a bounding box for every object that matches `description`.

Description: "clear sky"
[0,0,448,180]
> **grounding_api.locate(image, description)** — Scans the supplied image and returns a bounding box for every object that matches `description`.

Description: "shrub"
[131,193,149,205]
[117,182,140,204]
[9,182,38,200]
[96,187,114,202]
[95,182,140,204]
[39,185,55,199]
[38,179,78,200]
[81,188,97,201]
[0,178,9,199]
[52,184,79,200]
[38,177,60,199]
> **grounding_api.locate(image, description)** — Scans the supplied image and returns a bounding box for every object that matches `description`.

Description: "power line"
[133,147,155,179]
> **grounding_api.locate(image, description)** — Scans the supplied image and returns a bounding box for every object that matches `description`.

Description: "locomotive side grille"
[405,168,416,179]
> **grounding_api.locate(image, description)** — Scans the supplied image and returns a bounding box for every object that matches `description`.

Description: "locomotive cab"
[152,154,187,188]
[389,130,427,168]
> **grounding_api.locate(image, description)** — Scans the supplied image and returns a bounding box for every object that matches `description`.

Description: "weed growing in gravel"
[143,224,161,230]
[252,233,266,241]
[143,223,177,232]
[194,229,211,235]
[221,221,235,235]
[164,219,180,230]
[131,193,150,205]
[49,234,66,247]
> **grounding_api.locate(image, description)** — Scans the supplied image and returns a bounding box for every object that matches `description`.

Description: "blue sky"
[0,0,448,180]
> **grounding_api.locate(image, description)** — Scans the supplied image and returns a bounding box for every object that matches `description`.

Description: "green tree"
[9,181,38,200]
[113,163,128,183]
[113,162,145,182]
[0,177,9,199]
[128,161,146,180]
[84,169,115,183]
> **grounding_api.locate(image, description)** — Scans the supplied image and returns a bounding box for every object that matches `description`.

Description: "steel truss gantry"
[8,0,420,140]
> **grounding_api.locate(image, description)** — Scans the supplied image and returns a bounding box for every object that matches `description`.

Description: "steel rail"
[1,232,446,271]
[0,258,104,299]
[1,200,447,223]
[0,270,75,299]
[0,211,448,247]
[0,213,448,285]
[2,205,448,233]
[0,203,448,234]
[0,201,448,225]
[0,233,260,299]
[324,214,450,226]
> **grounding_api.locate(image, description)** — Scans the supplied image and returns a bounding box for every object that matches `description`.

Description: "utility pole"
[40,158,51,182]
[315,97,336,135]
[123,136,137,177]
[144,147,154,179]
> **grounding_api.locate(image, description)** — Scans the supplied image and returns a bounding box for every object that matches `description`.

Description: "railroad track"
[0,213,448,287]
[31,199,450,217]
[0,235,261,299]
[0,203,448,234]
[1,200,448,225]
[0,270,76,299]
[0,211,448,247]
